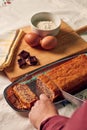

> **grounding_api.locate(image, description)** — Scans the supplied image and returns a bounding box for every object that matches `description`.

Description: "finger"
[34,100,40,106]
[40,94,49,101]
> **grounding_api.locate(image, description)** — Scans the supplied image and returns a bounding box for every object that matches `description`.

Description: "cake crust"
[36,54,87,101]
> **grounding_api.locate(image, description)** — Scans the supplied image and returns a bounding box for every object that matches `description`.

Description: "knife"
[58,87,84,107]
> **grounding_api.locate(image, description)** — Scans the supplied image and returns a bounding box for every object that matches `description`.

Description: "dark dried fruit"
[18,58,27,68]
[18,50,30,59]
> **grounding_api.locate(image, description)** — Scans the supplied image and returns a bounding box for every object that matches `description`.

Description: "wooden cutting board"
[4,21,87,81]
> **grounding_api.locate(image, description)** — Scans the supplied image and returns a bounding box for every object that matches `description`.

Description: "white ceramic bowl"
[31,12,61,37]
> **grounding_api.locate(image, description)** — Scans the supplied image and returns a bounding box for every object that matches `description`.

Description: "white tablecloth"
[0,0,87,130]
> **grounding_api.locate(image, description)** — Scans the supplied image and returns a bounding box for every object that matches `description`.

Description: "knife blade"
[59,87,84,107]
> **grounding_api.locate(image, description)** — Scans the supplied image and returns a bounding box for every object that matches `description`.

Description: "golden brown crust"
[37,54,87,100]
[46,54,87,91]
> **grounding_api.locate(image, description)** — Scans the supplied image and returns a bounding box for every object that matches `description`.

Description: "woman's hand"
[29,94,58,129]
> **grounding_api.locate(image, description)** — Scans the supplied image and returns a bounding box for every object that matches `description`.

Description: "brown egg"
[24,33,41,47]
[40,36,58,50]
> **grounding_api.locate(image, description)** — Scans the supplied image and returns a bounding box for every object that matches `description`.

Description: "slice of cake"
[13,83,38,109]
[36,74,60,101]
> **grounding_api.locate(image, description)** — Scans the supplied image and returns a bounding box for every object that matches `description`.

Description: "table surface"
[0,0,87,130]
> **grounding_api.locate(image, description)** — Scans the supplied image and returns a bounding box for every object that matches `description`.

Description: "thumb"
[39,94,49,101]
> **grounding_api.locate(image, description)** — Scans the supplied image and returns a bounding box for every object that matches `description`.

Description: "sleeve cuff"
[40,115,69,130]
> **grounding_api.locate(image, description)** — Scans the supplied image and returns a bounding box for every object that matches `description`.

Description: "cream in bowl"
[31,12,61,37]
